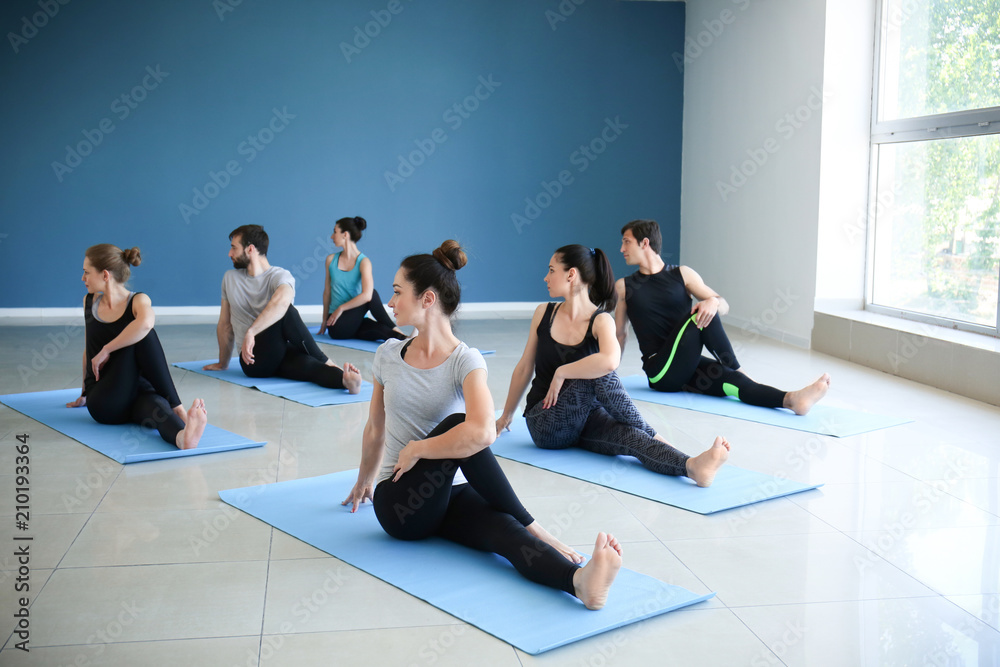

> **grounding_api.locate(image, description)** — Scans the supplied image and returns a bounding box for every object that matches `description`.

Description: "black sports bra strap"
[585,309,601,339]
[400,337,415,360]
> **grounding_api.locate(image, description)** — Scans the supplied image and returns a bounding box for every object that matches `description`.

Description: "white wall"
[679,0,829,347]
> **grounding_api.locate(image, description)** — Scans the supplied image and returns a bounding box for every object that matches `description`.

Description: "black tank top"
[624,266,690,362]
[83,292,139,395]
[525,303,601,411]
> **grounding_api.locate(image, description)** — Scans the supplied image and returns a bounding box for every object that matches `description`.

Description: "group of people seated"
[70,218,829,610]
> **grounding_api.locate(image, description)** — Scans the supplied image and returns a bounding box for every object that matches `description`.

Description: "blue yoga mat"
[220,470,714,655]
[492,415,822,514]
[0,389,266,464]
[172,360,372,408]
[621,374,911,438]
[310,330,496,355]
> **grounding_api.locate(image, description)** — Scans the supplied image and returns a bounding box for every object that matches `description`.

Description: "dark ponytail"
[400,240,467,316]
[554,244,617,313]
[336,216,367,242]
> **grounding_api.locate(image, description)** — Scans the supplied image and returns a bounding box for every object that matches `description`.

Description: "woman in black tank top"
[497,245,732,487]
[67,244,208,450]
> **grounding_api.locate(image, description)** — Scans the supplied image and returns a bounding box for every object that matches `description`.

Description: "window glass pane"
[878,0,1000,121]
[871,135,1000,327]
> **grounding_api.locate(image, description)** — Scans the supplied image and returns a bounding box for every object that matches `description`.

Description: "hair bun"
[432,240,466,272]
[122,247,142,267]
[354,216,367,231]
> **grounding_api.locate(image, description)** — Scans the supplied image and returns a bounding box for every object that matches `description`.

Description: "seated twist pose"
[319,215,406,342]
[203,224,361,393]
[67,244,207,449]
[497,244,731,487]
[615,219,829,414]
[343,240,623,609]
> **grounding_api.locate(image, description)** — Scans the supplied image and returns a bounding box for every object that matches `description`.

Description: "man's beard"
[232,253,250,269]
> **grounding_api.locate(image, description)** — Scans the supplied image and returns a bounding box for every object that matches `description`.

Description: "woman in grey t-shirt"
[343,241,623,610]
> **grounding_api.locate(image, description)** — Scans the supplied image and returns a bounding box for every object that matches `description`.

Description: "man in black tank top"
[613,220,830,414]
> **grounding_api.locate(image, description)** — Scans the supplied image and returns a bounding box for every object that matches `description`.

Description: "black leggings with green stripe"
[643,315,785,409]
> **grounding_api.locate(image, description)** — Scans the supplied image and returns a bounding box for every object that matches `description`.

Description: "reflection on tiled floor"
[1,320,998,666]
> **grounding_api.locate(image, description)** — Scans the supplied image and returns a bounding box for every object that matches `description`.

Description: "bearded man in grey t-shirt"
[202,225,361,393]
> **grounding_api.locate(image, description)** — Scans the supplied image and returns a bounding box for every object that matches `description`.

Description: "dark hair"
[229,225,269,256]
[86,244,141,284]
[621,219,662,255]
[554,244,617,313]
[400,240,467,316]
[335,216,367,242]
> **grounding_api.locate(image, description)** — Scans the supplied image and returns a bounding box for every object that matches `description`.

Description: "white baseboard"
[0,302,544,326]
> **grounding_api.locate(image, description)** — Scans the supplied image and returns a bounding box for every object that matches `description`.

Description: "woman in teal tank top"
[320,216,407,342]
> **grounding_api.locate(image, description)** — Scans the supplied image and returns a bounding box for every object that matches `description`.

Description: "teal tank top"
[329,252,366,311]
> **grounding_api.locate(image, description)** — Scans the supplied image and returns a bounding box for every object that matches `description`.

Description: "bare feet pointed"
[686,436,730,487]
[342,362,362,394]
[179,398,207,449]
[785,373,830,415]
[573,532,623,610]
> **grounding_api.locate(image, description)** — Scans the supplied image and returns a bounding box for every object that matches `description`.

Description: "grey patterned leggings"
[525,372,690,477]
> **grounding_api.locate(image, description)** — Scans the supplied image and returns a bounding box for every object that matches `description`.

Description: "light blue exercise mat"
[492,415,822,514]
[310,329,496,355]
[172,360,373,408]
[219,470,714,655]
[621,374,911,438]
[0,389,266,464]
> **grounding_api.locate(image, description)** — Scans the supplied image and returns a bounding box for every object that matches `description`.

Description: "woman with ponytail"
[497,245,731,487]
[67,244,207,450]
[319,216,406,342]
[344,241,623,610]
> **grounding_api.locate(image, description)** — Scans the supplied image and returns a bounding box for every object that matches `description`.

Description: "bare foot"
[177,398,207,450]
[172,404,188,424]
[784,373,831,415]
[685,436,731,487]
[342,362,362,394]
[525,521,583,564]
[572,532,623,610]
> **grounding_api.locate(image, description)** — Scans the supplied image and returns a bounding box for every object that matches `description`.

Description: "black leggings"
[86,329,185,446]
[240,306,346,389]
[373,414,579,596]
[644,315,785,409]
[328,288,406,342]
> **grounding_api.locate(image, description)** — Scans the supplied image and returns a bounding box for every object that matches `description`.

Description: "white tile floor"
[1,320,999,666]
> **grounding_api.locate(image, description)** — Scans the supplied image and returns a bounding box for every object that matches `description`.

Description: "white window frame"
[866,0,1000,337]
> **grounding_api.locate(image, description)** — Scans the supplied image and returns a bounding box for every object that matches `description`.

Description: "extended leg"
[129,392,185,446]
[576,408,690,476]
[685,358,786,408]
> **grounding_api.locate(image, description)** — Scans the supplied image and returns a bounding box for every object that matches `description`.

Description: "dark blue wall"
[0,0,684,308]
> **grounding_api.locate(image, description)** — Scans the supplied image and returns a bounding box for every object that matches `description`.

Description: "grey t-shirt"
[372,338,488,485]
[221,266,295,346]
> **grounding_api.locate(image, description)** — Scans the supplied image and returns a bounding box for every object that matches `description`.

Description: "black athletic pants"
[327,288,406,342]
[373,413,579,595]
[644,315,785,408]
[240,306,346,389]
[86,329,185,446]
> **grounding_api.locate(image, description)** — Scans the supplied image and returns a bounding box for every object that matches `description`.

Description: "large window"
[869,0,1000,334]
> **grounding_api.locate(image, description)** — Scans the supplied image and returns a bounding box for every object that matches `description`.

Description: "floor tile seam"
[648,533,718,600]
[837,530,954,597]
[726,606,791,667]
[0,633,265,652]
[49,509,97,573]
[35,559,275,572]
[255,528,276,667]
[787,489,1000,530]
